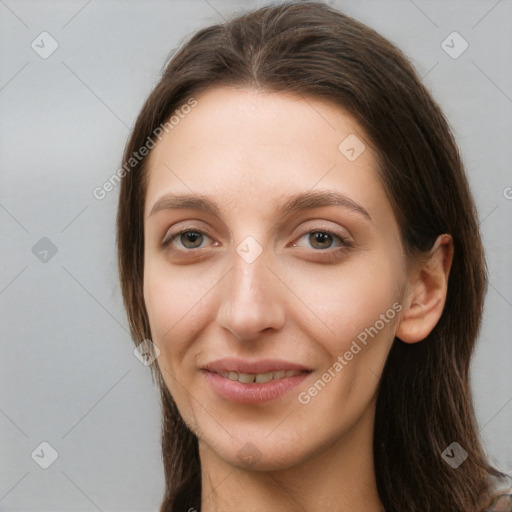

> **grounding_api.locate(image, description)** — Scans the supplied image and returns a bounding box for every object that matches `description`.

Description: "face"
[143,86,408,472]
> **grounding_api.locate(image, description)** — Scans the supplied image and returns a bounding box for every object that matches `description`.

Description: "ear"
[396,234,454,344]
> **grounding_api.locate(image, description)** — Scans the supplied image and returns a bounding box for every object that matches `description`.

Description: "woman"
[116,2,511,510]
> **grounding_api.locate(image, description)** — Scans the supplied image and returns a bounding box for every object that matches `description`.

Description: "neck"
[199,402,384,512]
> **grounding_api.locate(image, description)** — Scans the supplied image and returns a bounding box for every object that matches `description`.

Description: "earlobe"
[396,234,454,344]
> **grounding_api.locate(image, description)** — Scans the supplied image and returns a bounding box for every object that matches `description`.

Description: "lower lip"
[202,370,310,404]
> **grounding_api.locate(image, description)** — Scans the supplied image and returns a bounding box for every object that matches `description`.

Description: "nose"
[216,247,286,342]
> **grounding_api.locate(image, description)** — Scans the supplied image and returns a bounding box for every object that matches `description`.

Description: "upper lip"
[203,358,313,374]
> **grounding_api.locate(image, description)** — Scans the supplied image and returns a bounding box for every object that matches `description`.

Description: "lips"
[203,369,310,404]
[201,358,312,403]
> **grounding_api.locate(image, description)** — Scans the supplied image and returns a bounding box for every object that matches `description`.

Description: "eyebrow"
[148,190,372,222]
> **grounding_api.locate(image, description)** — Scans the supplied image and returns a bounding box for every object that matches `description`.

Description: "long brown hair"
[116,2,509,510]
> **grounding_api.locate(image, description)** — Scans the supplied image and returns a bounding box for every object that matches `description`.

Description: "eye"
[161,227,352,260]
[293,229,351,250]
[162,228,215,250]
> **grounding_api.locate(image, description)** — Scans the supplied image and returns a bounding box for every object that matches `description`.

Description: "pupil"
[310,232,331,249]
[182,232,202,248]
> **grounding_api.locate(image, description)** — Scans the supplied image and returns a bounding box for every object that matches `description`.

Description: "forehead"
[143,86,385,221]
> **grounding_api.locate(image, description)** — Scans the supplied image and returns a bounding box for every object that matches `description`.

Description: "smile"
[217,369,307,384]
[203,369,311,404]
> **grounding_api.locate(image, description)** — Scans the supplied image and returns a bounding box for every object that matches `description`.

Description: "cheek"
[290,257,402,429]
[143,266,206,422]
[143,261,215,364]
[143,263,181,359]
[286,248,403,350]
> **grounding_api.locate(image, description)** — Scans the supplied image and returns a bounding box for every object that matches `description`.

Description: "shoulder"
[483,490,512,512]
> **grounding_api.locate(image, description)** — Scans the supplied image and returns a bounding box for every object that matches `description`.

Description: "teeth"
[273,370,285,379]
[220,369,304,383]
[238,372,255,384]
[255,372,273,383]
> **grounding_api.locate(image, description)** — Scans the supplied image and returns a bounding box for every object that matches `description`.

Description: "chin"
[199,426,317,472]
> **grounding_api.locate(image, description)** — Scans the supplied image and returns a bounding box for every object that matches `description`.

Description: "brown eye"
[294,230,349,250]
[178,231,204,249]
[309,232,336,249]
[162,228,213,250]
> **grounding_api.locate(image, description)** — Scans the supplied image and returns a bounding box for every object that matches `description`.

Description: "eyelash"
[162,227,352,261]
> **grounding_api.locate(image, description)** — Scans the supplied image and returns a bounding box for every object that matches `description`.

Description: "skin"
[142,86,453,512]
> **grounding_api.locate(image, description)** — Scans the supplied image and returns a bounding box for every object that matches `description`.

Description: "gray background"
[1,0,511,510]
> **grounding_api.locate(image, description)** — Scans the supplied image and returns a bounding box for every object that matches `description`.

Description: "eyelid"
[291,219,353,245]
[292,229,350,249]
[161,225,212,247]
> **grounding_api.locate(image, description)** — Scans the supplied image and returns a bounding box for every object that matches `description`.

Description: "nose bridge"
[216,237,285,341]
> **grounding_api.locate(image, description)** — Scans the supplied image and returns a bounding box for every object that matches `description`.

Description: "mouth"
[214,369,308,384]
[201,358,313,403]
[202,357,312,381]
